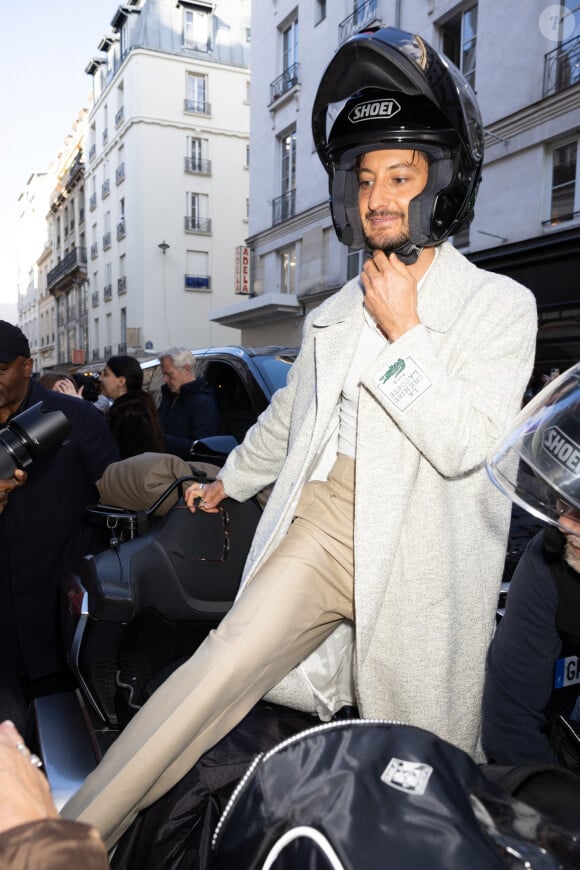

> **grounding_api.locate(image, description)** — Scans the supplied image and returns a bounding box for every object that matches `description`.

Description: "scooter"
[33,470,262,810]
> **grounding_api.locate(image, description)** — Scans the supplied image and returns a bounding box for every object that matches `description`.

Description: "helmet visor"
[486,363,580,536]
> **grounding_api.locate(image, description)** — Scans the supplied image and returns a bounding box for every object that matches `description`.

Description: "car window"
[253,352,297,394]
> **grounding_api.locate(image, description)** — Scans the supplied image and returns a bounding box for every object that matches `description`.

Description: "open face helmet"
[312,26,484,263]
[486,364,580,537]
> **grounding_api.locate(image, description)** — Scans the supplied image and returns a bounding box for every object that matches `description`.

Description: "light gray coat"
[220,243,537,759]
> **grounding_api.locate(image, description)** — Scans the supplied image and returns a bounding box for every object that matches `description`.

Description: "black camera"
[0,402,71,479]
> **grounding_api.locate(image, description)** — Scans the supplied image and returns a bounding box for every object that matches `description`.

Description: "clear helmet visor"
[486,363,580,537]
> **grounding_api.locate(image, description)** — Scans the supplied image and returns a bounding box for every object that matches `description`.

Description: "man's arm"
[482,538,561,764]
[361,263,537,477]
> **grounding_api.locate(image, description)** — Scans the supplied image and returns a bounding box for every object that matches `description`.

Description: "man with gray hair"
[158,347,221,459]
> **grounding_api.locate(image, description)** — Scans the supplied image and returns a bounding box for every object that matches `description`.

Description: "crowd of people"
[0,22,579,868]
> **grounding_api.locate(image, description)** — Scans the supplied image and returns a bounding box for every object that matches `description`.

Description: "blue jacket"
[0,380,119,679]
[482,528,580,765]
[158,378,221,460]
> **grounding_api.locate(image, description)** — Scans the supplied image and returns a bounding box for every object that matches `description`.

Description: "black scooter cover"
[212,720,580,869]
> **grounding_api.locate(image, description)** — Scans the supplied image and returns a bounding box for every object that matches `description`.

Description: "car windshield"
[253,352,297,394]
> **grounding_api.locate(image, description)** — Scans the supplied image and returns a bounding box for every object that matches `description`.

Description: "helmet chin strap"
[383,239,422,265]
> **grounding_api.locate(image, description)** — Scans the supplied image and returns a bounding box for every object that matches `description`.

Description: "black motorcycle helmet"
[312,26,484,263]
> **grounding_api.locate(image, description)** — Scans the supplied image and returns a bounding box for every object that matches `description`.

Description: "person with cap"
[61,27,536,847]
[0,322,119,734]
[483,364,580,766]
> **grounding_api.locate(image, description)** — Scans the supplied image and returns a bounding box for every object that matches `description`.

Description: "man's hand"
[361,251,420,341]
[0,720,57,834]
[185,479,227,513]
[0,469,27,515]
[53,378,81,398]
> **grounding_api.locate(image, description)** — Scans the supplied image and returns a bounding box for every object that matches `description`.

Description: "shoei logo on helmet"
[348,98,401,124]
[543,427,580,473]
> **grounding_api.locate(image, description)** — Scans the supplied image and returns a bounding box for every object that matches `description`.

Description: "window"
[185,250,210,290]
[549,140,578,224]
[273,130,296,224]
[184,7,211,51]
[282,19,298,71]
[315,0,326,24]
[440,4,477,90]
[185,73,209,114]
[280,246,296,294]
[186,136,210,173]
[186,192,210,232]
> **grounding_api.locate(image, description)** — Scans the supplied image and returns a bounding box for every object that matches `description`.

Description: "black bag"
[212,720,580,869]
[551,714,580,774]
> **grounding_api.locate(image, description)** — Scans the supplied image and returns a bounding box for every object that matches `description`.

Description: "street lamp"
[158,241,170,254]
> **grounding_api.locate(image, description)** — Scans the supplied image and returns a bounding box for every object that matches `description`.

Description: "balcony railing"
[338,0,378,45]
[89,193,97,211]
[90,242,98,259]
[118,341,127,353]
[101,179,110,199]
[117,276,127,294]
[102,232,112,250]
[104,284,113,301]
[184,99,211,114]
[46,246,88,291]
[117,219,126,240]
[272,189,296,225]
[102,128,109,146]
[115,106,124,127]
[92,348,100,361]
[89,144,97,161]
[116,163,125,184]
[543,33,580,97]
[270,63,300,103]
[185,274,211,290]
[104,345,112,358]
[92,291,99,307]
[184,156,212,174]
[184,216,212,233]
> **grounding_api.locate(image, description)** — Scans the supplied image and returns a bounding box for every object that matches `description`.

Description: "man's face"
[559,511,580,573]
[161,358,194,394]
[0,357,33,422]
[357,149,429,253]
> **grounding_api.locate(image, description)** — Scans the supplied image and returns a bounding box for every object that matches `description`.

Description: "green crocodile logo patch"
[379,358,405,384]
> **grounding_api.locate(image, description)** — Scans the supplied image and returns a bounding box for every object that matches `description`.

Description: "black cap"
[0,321,31,363]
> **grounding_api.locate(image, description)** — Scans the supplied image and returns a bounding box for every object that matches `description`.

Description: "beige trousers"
[61,455,355,848]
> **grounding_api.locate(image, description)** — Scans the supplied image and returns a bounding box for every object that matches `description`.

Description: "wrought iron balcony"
[117,219,126,240]
[102,232,112,250]
[184,156,212,174]
[104,284,113,301]
[92,291,100,307]
[89,144,97,162]
[102,128,109,146]
[118,341,127,353]
[90,242,99,259]
[104,345,112,358]
[116,163,125,184]
[272,189,296,225]
[117,276,127,294]
[184,99,211,115]
[338,0,378,45]
[543,34,580,97]
[184,216,212,233]
[185,274,211,290]
[46,246,88,292]
[270,63,300,103]
[115,106,124,127]
[92,348,100,361]
[102,179,110,199]
[89,193,97,211]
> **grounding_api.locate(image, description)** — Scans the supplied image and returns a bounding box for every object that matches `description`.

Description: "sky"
[0,1,117,313]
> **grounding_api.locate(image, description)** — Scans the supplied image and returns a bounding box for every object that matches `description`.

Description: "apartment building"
[28,0,251,369]
[211,0,580,381]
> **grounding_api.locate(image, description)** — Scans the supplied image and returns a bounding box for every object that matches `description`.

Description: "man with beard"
[63,27,537,848]
[484,366,580,765]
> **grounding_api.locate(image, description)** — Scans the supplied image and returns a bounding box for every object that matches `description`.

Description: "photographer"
[0,322,119,733]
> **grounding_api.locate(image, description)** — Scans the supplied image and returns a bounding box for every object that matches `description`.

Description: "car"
[141,345,299,462]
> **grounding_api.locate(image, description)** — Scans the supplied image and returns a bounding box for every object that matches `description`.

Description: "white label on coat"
[377,356,432,411]
[381,757,433,794]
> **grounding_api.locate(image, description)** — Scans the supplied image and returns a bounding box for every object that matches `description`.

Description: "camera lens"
[0,402,71,479]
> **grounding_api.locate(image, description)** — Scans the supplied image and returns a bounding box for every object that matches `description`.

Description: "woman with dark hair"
[99,355,164,459]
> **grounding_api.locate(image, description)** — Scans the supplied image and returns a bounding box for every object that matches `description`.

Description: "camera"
[0,402,71,479]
